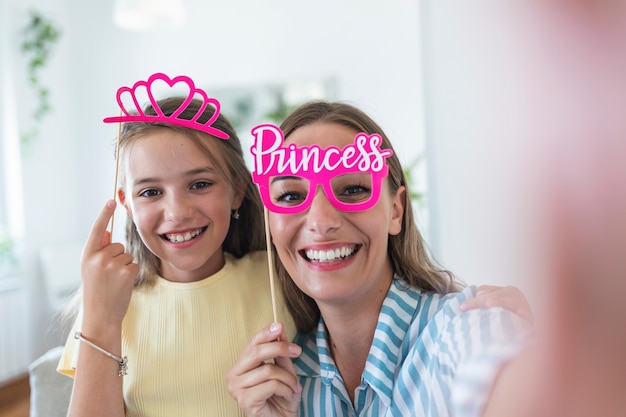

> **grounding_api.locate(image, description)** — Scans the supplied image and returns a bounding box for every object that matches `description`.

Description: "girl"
[227,101,531,416]
[58,95,294,417]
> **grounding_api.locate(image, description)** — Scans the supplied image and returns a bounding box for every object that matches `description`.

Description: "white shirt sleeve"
[435,293,530,417]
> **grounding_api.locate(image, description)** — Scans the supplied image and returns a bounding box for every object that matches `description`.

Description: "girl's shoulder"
[223,251,272,289]
[226,250,269,271]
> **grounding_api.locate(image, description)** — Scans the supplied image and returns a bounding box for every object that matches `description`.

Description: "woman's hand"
[461,285,534,323]
[227,322,302,417]
[80,200,139,333]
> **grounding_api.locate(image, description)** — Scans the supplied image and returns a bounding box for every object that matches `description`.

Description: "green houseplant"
[20,9,62,150]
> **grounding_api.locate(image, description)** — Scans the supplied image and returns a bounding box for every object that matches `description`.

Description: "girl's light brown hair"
[118,97,266,287]
[276,101,461,333]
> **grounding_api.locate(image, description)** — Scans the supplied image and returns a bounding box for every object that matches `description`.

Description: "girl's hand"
[80,200,139,333]
[227,322,302,417]
[461,285,534,324]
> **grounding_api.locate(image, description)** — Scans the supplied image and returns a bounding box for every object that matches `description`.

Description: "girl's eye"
[191,181,213,190]
[139,189,161,198]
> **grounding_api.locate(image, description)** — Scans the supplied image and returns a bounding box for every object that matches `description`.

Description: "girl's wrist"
[81,300,126,330]
[81,316,123,339]
[79,320,123,357]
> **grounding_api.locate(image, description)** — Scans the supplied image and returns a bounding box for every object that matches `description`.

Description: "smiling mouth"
[162,227,207,243]
[300,245,360,263]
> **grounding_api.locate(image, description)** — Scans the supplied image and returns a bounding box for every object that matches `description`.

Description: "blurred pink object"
[484,2,626,416]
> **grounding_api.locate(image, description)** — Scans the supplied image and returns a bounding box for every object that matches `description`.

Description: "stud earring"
[232,209,240,220]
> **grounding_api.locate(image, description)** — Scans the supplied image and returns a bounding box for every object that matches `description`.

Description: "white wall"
[420,1,539,300]
[65,0,427,237]
[4,0,552,373]
[3,0,427,364]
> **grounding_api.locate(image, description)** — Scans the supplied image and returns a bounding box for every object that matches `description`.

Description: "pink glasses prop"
[250,124,393,214]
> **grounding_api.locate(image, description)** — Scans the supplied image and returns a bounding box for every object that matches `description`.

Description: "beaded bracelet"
[74,331,128,376]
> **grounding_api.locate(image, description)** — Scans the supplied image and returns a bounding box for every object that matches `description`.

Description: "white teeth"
[305,246,356,262]
[166,229,202,243]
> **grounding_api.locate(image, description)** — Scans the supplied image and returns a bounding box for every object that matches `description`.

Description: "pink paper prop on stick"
[103,72,229,139]
[250,123,394,214]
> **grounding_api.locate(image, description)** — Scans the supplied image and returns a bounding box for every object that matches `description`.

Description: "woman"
[227,101,530,416]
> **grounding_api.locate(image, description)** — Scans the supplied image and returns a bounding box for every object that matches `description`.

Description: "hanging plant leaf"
[19,9,62,150]
[403,153,426,207]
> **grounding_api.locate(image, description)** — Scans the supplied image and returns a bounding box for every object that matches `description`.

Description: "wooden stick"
[264,207,279,323]
[109,118,122,243]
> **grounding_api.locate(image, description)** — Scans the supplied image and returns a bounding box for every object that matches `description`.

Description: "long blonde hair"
[275,101,461,333]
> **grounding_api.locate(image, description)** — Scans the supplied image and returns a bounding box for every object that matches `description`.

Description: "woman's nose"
[305,186,342,235]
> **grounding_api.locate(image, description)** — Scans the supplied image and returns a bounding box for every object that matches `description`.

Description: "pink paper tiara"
[103,72,229,139]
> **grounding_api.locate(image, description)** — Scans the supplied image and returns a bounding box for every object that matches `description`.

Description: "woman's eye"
[343,185,369,195]
[343,184,370,196]
[335,184,371,203]
[139,189,161,198]
[331,174,372,202]
[191,181,212,190]
[275,191,306,205]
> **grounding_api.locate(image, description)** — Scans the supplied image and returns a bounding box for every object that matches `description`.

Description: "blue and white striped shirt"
[293,280,528,417]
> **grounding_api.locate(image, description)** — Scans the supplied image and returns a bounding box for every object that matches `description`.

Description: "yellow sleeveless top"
[58,251,295,417]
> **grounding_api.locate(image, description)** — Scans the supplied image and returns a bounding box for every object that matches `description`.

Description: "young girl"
[227,101,531,416]
[58,93,294,417]
[58,75,529,417]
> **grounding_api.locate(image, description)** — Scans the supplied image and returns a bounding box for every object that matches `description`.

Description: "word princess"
[250,124,392,176]
[250,123,394,214]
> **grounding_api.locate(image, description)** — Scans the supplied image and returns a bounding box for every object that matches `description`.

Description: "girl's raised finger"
[84,200,117,253]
